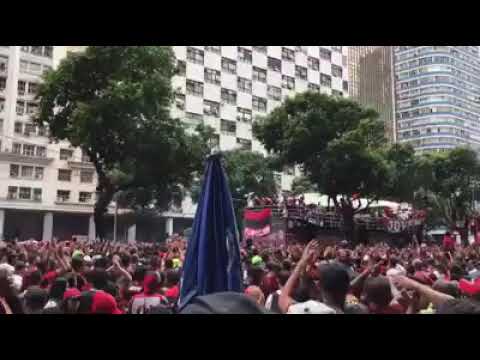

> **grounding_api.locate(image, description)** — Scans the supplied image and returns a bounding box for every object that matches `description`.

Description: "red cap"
[91,291,123,314]
[63,288,81,300]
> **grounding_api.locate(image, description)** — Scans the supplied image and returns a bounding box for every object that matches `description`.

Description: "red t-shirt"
[443,235,455,250]
[164,285,179,300]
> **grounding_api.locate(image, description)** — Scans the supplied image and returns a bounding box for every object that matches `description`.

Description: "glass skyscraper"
[394,46,480,153]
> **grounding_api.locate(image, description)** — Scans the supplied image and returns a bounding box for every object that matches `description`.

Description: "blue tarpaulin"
[178,154,242,309]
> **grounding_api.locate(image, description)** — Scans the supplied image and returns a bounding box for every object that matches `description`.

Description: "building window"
[16,101,25,115]
[0,56,8,73]
[81,150,90,163]
[13,143,21,154]
[57,190,70,203]
[35,167,43,180]
[252,67,267,83]
[14,122,23,134]
[268,57,281,72]
[19,187,31,200]
[308,83,320,92]
[27,102,38,115]
[29,62,42,74]
[31,46,43,56]
[295,65,308,80]
[0,118,3,134]
[237,77,252,93]
[221,88,237,105]
[237,107,252,123]
[204,68,221,85]
[24,123,36,136]
[342,55,348,67]
[23,145,35,156]
[203,100,220,117]
[7,186,18,200]
[80,170,94,183]
[220,119,236,136]
[236,138,252,150]
[238,47,252,63]
[60,149,73,160]
[253,96,267,112]
[253,46,267,53]
[58,169,72,182]
[176,60,186,76]
[44,46,53,58]
[187,47,204,65]
[281,48,295,62]
[331,46,342,52]
[221,57,237,74]
[21,166,34,178]
[0,98,4,113]
[308,57,320,71]
[10,164,19,178]
[343,80,348,92]
[332,90,343,97]
[79,192,92,203]
[33,188,42,201]
[0,77,6,91]
[282,75,295,90]
[36,146,46,158]
[28,82,39,95]
[18,81,26,96]
[320,73,332,87]
[186,79,204,97]
[267,85,281,101]
[205,46,221,54]
[331,64,343,78]
[319,48,332,61]
[175,93,185,110]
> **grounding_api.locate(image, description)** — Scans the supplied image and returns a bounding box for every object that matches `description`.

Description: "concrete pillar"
[0,209,5,240]
[88,215,96,242]
[127,224,136,244]
[42,212,53,242]
[166,217,174,236]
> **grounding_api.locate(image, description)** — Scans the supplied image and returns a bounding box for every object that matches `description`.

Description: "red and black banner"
[244,208,272,238]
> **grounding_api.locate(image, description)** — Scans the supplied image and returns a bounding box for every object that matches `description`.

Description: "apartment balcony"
[68,160,95,169]
[54,199,94,208]
[0,150,53,165]
[3,195,42,203]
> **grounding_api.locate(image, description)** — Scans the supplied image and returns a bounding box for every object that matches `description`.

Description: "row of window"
[400,127,467,139]
[18,80,39,97]
[20,60,52,76]
[397,75,480,96]
[397,64,480,86]
[396,55,480,80]
[396,105,479,122]
[10,164,44,180]
[396,47,480,70]
[21,46,53,59]
[12,143,46,157]
[397,95,480,114]
[0,56,7,73]
[0,76,5,92]
[16,100,38,116]
[405,137,467,147]
[6,186,93,204]
[184,47,343,78]
[396,85,480,104]
[57,169,94,183]
[14,121,47,137]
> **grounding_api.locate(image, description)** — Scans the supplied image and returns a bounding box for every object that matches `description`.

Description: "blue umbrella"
[178,154,242,310]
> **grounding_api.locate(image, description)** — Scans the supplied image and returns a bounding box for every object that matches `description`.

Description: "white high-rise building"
[0,46,349,241]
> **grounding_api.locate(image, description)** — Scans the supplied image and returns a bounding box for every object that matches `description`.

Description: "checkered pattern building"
[171,46,349,190]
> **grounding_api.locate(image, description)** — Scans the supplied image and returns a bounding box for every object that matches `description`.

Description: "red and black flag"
[243,208,272,238]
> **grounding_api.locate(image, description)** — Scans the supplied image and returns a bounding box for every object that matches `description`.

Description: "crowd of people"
[1,232,480,314]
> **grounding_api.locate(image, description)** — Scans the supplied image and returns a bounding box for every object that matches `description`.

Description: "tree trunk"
[340,205,355,243]
[94,174,116,242]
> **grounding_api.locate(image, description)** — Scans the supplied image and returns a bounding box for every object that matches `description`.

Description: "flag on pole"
[178,154,242,310]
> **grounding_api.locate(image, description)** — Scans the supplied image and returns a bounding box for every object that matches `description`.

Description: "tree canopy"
[36,46,209,239]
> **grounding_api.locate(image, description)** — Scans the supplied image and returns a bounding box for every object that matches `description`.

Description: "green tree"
[291,175,317,195]
[414,147,480,235]
[254,92,414,242]
[36,46,209,240]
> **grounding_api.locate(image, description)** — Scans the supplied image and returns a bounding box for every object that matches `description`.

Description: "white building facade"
[394,46,480,153]
[0,46,349,241]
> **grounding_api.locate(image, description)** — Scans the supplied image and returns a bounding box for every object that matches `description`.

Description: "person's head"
[315,263,349,308]
[432,280,460,298]
[25,270,42,288]
[120,254,131,268]
[412,258,424,272]
[244,285,265,306]
[86,269,109,291]
[390,256,399,268]
[71,257,85,273]
[277,270,290,288]
[93,256,107,270]
[14,261,26,276]
[362,276,393,310]
[165,269,180,287]
[49,277,68,301]
[247,266,264,286]
[24,286,48,314]
[436,299,480,314]
[165,259,173,270]
[143,271,163,295]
